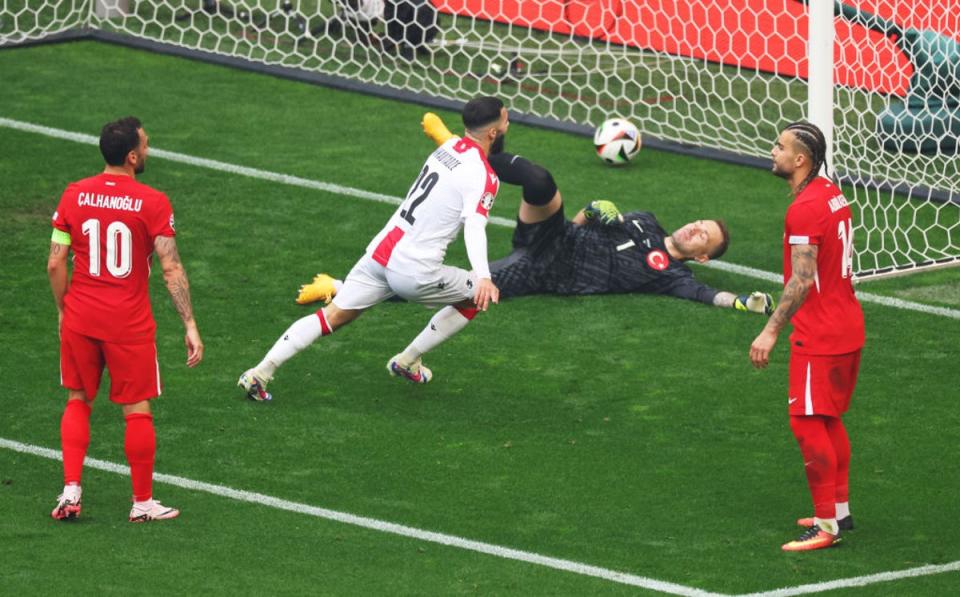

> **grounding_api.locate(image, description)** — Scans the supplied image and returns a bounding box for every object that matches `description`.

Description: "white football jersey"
[365,137,499,278]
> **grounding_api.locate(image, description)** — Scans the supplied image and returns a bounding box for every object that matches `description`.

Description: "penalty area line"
[1,116,957,320]
[0,437,719,597]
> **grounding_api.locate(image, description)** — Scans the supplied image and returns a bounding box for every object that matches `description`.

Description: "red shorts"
[788,350,861,417]
[60,327,162,404]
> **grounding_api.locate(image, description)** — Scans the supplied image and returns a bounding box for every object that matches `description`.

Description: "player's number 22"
[400,165,439,225]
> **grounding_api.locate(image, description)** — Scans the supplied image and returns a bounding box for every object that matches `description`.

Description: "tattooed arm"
[155,235,204,367]
[48,241,70,328]
[749,243,818,368]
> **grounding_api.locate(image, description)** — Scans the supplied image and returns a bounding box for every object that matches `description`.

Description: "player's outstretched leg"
[422,112,456,146]
[129,499,180,523]
[296,273,341,305]
[51,484,82,520]
[238,309,336,401]
[387,354,433,384]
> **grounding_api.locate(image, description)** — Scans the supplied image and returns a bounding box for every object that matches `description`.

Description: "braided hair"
[784,121,828,194]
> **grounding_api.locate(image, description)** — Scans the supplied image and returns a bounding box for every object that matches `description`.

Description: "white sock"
[815,517,838,534]
[63,483,81,500]
[257,313,325,377]
[397,306,471,367]
[836,501,850,519]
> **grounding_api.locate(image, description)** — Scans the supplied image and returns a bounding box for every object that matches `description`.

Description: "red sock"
[124,413,156,502]
[454,306,479,320]
[60,400,91,485]
[789,415,837,521]
[825,417,850,504]
[316,308,333,336]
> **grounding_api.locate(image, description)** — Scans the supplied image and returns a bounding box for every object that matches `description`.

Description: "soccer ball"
[593,118,642,166]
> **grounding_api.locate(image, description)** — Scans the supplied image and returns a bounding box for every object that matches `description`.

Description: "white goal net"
[3,0,958,279]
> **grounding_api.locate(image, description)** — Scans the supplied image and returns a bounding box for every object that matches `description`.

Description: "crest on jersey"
[646,249,669,271]
[480,192,495,211]
[169,214,176,232]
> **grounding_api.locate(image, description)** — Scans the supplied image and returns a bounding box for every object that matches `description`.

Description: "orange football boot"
[782,525,841,552]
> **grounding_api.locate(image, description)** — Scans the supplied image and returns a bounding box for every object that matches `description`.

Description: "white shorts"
[332,256,477,310]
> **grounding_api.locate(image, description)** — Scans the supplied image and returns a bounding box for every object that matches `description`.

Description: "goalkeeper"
[298,113,773,314]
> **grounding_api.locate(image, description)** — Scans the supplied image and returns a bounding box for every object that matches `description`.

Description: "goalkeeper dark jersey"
[491,208,719,304]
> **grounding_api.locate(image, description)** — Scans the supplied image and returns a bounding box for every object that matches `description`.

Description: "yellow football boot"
[296,273,338,305]
[422,112,457,146]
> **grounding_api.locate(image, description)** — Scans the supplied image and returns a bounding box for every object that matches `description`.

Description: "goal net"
[2,0,957,280]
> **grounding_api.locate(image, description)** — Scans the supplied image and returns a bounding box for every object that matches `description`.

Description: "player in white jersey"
[238,96,507,400]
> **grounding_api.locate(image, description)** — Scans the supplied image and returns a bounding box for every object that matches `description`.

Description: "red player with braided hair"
[750,121,865,552]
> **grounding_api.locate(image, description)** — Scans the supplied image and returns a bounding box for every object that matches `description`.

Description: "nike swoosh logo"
[789,398,799,404]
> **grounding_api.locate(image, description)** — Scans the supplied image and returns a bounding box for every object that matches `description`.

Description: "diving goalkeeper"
[298,113,773,314]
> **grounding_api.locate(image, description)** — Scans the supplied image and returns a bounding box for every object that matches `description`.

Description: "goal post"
[808,0,835,174]
[1,0,957,280]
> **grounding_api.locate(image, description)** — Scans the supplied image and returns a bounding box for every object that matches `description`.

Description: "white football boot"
[129,499,180,523]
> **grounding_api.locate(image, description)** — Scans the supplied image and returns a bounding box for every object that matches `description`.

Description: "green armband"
[51,228,71,246]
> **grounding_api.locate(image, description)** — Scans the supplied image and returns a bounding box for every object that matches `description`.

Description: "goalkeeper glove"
[583,200,623,225]
[734,291,775,315]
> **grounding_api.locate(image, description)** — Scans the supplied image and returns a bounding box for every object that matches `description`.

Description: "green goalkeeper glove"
[583,200,623,225]
[734,291,776,315]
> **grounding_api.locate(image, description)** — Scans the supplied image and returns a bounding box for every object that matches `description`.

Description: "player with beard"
[239,97,505,400]
[49,116,204,523]
[750,122,865,552]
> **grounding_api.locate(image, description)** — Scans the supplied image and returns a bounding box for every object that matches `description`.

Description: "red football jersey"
[52,173,175,343]
[782,177,865,355]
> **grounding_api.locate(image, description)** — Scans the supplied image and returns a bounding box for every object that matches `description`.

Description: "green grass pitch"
[1,40,959,595]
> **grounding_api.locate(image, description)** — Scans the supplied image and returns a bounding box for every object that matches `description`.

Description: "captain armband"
[51,229,71,246]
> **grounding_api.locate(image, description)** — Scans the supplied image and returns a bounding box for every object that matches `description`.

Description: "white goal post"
[2,0,957,280]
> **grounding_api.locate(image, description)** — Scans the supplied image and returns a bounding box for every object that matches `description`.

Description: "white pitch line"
[0,116,518,228]
[5,437,959,595]
[0,437,720,597]
[2,116,958,320]
[736,560,960,597]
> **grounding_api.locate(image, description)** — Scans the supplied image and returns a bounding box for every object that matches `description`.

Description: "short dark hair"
[784,121,828,193]
[462,96,504,131]
[709,219,730,260]
[99,116,143,166]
